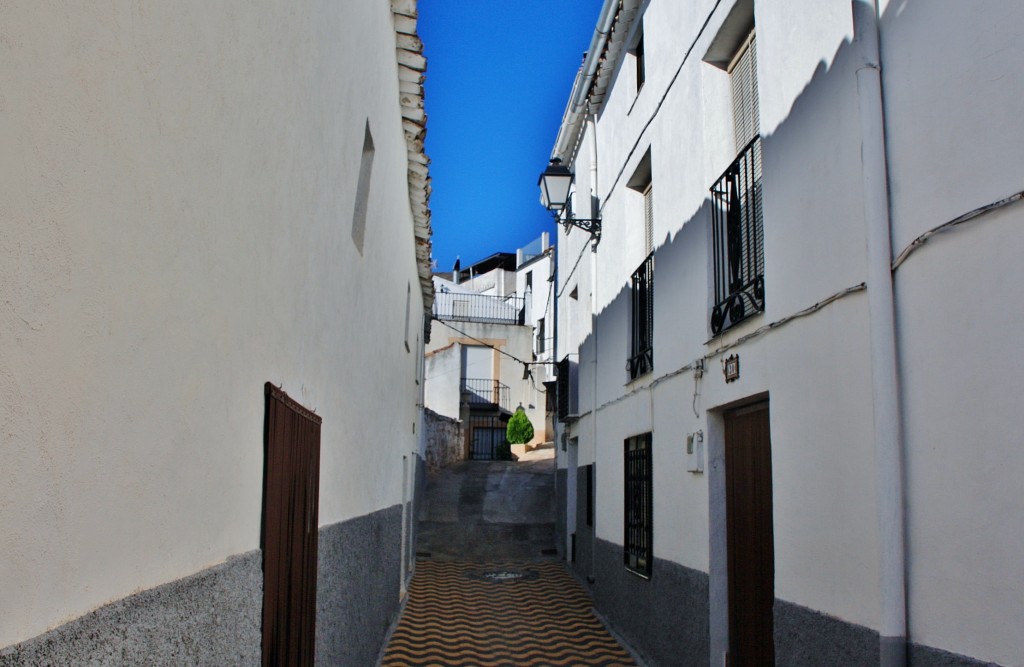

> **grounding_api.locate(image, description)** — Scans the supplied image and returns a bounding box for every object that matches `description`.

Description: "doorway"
[261,383,322,666]
[724,400,774,665]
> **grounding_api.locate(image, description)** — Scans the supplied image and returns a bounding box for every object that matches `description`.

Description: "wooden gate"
[724,401,774,666]
[261,383,322,666]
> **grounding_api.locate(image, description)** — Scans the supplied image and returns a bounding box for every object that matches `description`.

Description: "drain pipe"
[853,2,906,665]
[587,111,600,580]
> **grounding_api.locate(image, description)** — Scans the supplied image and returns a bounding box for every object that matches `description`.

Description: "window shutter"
[730,33,760,152]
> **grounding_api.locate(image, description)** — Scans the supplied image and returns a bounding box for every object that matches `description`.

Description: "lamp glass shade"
[538,162,573,211]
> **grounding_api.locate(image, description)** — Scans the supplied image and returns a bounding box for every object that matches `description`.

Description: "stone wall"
[424,409,464,473]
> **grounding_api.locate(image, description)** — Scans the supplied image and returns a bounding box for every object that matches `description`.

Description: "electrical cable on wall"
[891,189,1023,271]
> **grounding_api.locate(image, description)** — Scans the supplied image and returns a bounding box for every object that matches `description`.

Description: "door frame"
[707,392,772,667]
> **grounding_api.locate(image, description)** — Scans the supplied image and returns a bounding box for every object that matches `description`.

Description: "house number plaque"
[723,354,740,383]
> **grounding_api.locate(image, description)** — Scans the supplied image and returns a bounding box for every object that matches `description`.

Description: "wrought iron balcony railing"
[710,135,765,335]
[434,291,525,325]
[460,378,510,412]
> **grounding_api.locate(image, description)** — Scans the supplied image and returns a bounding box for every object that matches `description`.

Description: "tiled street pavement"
[381,560,637,666]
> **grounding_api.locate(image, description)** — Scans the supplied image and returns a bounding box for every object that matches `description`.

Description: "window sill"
[625,565,652,580]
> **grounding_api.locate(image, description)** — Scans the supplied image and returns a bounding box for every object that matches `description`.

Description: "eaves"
[392,0,435,321]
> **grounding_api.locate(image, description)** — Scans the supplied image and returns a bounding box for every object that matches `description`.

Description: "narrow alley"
[3,1,1023,665]
[380,450,639,666]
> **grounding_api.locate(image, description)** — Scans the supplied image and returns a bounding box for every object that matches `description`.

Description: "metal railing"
[710,135,765,335]
[434,291,525,325]
[460,378,510,412]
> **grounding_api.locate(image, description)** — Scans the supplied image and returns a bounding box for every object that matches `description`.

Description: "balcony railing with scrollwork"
[460,378,510,412]
[710,135,765,335]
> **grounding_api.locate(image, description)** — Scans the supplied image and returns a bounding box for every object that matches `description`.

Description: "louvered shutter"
[730,33,760,152]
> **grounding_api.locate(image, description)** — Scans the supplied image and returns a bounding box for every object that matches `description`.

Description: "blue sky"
[418,1,602,272]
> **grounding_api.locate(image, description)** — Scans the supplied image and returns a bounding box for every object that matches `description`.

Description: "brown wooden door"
[725,401,775,666]
[262,383,322,666]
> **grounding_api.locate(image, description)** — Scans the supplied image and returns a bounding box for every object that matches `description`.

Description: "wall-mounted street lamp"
[538,158,601,250]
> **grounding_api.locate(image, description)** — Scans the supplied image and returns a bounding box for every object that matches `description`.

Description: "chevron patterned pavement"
[381,560,637,667]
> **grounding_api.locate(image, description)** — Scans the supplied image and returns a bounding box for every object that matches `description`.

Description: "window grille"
[556,357,570,422]
[624,433,653,577]
[628,254,654,380]
[643,185,654,255]
[586,464,594,527]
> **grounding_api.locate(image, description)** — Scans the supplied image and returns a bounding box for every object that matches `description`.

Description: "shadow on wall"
[569,0,1024,663]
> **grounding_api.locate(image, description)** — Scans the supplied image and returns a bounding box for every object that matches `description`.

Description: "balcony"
[710,135,765,335]
[434,291,525,325]
[460,378,511,412]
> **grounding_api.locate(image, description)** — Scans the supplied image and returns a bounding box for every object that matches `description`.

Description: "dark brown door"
[725,401,775,666]
[262,383,322,666]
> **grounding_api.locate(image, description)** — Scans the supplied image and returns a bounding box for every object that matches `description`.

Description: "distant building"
[0,2,432,664]
[546,1,1024,666]
[426,234,554,459]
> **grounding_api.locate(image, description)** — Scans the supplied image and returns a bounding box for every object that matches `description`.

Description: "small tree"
[506,406,535,446]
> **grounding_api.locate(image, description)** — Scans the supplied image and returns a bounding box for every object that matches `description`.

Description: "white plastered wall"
[0,0,425,647]
[881,1,1024,662]
[576,0,884,633]
[560,0,1022,661]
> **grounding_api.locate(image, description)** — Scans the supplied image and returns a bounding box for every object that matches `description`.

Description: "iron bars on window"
[628,253,654,380]
[710,135,765,336]
[624,433,653,578]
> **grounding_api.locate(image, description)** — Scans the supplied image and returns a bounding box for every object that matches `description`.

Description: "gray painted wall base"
[315,504,403,667]
[0,551,263,667]
[1,505,405,667]
[908,643,1001,667]
[774,598,880,666]
[591,537,709,667]
[775,599,1001,667]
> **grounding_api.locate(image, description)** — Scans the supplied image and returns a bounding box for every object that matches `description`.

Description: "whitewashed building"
[0,1,432,664]
[547,1,1024,665]
[426,235,554,458]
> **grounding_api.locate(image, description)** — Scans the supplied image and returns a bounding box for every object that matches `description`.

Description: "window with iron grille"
[628,254,654,380]
[710,31,764,336]
[624,433,653,577]
[586,464,594,527]
[643,185,654,255]
[556,357,570,422]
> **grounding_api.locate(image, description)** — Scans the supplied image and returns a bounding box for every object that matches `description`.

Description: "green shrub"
[506,407,535,445]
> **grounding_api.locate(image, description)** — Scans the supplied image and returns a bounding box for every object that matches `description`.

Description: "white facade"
[549,1,1024,665]
[426,235,555,453]
[516,232,557,382]
[0,1,432,661]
